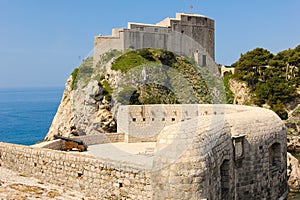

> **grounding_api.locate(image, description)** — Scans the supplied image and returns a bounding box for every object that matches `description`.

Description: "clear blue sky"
[0,0,299,88]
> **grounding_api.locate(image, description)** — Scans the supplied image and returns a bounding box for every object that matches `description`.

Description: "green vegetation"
[292,107,300,117]
[71,68,79,90]
[223,73,234,104]
[111,50,147,73]
[71,57,94,90]
[111,48,212,104]
[99,80,113,102]
[231,45,300,119]
[123,83,179,105]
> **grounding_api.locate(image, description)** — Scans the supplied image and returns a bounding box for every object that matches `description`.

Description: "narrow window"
[154,28,158,32]
[269,143,281,170]
[221,160,230,200]
[132,118,136,122]
[202,55,207,67]
[172,118,175,122]
[140,27,144,31]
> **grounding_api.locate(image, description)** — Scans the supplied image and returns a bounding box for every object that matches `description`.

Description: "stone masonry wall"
[143,105,288,199]
[0,142,152,199]
[117,104,245,143]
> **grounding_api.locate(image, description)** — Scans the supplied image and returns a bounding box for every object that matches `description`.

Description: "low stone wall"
[0,142,152,199]
[34,133,125,151]
[32,139,64,150]
[117,104,249,143]
[74,133,124,146]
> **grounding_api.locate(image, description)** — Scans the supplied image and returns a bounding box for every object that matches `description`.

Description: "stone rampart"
[0,142,152,199]
[0,105,289,199]
[117,104,245,143]
[150,105,288,199]
[33,133,124,150]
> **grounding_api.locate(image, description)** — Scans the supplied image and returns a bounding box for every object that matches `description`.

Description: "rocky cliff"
[44,49,220,140]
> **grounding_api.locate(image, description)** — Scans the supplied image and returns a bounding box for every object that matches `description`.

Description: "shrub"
[100,80,113,102]
[138,49,156,61]
[71,68,79,90]
[111,51,145,73]
[272,101,288,120]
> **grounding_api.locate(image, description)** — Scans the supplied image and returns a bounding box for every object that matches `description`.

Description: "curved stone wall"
[150,105,288,199]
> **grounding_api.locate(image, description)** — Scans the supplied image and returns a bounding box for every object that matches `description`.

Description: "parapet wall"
[0,142,152,199]
[33,133,124,150]
[117,104,245,143]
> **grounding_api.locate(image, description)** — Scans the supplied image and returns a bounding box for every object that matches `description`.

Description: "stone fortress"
[94,13,215,68]
[0,13,289,199]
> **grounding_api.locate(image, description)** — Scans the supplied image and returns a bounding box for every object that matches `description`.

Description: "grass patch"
[71,57,94,90]
[111,50,146,73]
[71,68,79,90]
[223,73,234,104]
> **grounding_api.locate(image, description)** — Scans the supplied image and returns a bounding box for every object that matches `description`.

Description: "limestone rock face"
[288,152,300,191]
[229,79,251,105]
[44,76,116,141]
[44,76,76,140]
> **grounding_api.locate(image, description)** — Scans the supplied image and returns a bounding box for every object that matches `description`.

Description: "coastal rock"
[44,76,76,141]
[229,78,251,105]
[287,152,300,191]
[44,76,116,140]
[287,135,300,153]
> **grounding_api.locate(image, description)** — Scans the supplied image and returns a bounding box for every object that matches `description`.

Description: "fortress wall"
[226,111,288,199]
[73,133,124,146]
[123,30,168,51]
[32,139,64,150]
[151,116,233,199]
[33,134,124,151]
[117,105,288,199]
[0,142,152,199]
[117,104,245,143]
[93,35,124,67]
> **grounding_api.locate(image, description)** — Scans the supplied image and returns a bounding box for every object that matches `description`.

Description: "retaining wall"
[0,142,152,199]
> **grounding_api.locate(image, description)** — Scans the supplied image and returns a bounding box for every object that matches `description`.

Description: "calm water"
[0,87,64,145]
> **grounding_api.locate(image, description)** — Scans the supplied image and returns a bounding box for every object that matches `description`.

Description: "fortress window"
[142,118,146,122]
[172,118,176,122]
[181,30,184,34]
[140,27,144,31]
[154,28,158,32]
[132,118,136,122]
[187,16,192,21]
[162,118,165,121]
[202,55,207,66]
[269,143,281,170]
[221,160,230,200]
[152,118,155,121]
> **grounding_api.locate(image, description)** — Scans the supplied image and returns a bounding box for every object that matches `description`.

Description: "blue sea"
[0,87,64,145]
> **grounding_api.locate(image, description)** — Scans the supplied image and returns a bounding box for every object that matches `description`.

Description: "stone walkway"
[87,142,157,168]
[0,166,93,200]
